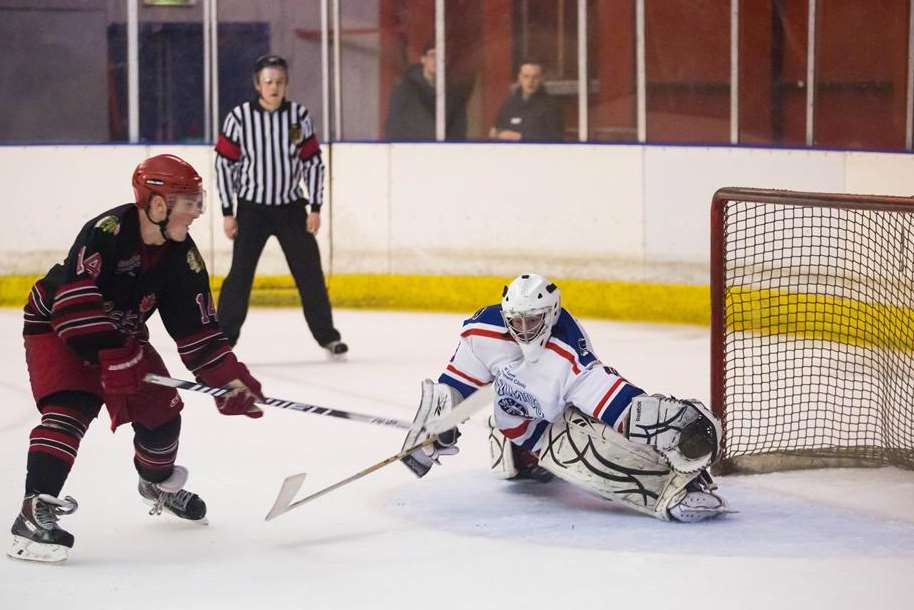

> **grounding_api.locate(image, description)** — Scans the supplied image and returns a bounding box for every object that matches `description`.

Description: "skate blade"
[326,352,347,362]
[8,535,70,563]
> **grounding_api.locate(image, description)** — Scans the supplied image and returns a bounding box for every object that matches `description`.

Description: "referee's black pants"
[217,202,341,348]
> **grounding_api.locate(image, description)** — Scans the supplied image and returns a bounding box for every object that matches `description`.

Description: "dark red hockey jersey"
[23,204,231,376]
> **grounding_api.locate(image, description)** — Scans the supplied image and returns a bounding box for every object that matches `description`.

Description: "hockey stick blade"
[144,374,413,430]
[264,436,439,521]
[265,473,308,521]
[265,391,493,520]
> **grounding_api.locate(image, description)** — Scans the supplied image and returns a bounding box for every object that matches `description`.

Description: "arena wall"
[1,144,912,323]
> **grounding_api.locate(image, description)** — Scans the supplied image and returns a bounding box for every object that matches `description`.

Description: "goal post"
[710,187,914,473]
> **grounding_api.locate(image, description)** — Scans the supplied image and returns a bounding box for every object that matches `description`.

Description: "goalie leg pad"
[488,416,554,482]
[488,416,518,479]
[400,380,462,478]
[626,394,721,473]
[536,408,701,520]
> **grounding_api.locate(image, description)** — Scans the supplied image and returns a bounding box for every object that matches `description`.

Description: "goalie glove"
[400,379,463,478]
[625,394,721,473]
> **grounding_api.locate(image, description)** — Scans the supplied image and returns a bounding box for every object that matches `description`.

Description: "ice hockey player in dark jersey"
[400,273,730,523]
[8,154,265,563]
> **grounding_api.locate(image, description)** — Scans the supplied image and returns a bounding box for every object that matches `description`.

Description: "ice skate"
[138,465,207,523]
[8,493,79,563]
[322,340,349,361]
[668,471,731,523]
[512,446,554,482]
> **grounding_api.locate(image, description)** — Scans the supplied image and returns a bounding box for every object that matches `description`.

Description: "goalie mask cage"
[710,187,914,474]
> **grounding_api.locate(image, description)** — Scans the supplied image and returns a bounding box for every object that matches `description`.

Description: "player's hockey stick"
[264,393,489,521]
[143,373,413,430]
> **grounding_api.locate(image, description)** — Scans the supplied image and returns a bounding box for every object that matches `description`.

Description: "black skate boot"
[512,446,554,483]
[322,340,348,361]
[8,493,79,563]
[138,465,207,522]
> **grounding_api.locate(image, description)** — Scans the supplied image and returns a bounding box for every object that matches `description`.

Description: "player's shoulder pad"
[463,304,506,330]
[550,308,598,367]
[86,204,134,241]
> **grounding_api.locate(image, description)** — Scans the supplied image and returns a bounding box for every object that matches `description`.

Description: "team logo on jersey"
[577,338,590,356]
[290,122,303,144]
[139,293,157,313]
[493,376,544,419]
[115,254,141,275]
[75,246,102,279]
[95,215,120,235]
[186,248,204,273]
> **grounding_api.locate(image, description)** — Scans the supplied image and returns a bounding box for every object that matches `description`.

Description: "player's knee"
[39,391,103,421]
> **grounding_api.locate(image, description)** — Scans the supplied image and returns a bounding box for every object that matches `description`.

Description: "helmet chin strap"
[144,205,173,242]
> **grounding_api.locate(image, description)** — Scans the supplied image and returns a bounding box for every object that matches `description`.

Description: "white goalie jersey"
[438,305,645,451]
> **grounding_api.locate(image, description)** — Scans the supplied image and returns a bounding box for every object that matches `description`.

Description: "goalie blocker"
[400,380,462,478]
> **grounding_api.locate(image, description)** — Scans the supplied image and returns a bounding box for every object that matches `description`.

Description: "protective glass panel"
[487,0,576,142]
[138,2,206,142]
[645,0,730,143]
[216,1,324,140]
[814,0,909,150]
[372,0,438,141]
[0,3,126,143]
[587,0,637,142]
[739,1,808,146]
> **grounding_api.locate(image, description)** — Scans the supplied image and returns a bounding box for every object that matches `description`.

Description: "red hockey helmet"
[132,154,204,212]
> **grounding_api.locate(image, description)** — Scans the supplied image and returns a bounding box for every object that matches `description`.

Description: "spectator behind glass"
[490,60,564,142]
[384,42,467,141]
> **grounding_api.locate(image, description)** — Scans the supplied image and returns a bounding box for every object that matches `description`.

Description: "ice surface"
[0,308,911,610]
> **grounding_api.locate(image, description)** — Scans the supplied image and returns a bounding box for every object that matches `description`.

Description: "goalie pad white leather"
[487,416,519,479]
[626,394,721,473]
[400,379,462,478]
[536,408,701,520]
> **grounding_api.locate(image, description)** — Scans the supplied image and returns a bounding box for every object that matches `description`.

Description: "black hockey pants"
[217,202,340,348]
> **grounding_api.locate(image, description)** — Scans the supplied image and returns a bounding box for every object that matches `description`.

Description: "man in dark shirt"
[490,60,564,142]
[8,154,264,563]
[384,42,467,141]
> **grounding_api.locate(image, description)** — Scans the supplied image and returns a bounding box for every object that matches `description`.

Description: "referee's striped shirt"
[214,98,324,216]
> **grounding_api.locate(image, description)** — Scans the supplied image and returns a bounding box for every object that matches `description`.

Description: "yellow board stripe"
[0,274,711,326]
[727,286,914,349]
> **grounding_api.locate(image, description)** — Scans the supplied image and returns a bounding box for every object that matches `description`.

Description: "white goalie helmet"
[501,273,561,362]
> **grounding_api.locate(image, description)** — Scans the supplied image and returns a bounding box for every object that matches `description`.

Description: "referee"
[215,54,346,357]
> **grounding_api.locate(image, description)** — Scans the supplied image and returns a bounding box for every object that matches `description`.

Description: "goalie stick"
[144,373,413,430]
[265,392,490,521]
[265,436,437,520]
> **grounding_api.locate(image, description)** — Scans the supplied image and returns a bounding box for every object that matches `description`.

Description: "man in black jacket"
[490,60,564,142]
[384,43,467,141]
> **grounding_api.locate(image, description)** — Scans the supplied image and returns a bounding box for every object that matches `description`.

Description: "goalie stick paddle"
[264,391,491,520]
[143,373,413,430]
[265,436,438,520]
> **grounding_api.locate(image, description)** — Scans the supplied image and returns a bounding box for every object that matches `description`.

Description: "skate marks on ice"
[385,472,914,558]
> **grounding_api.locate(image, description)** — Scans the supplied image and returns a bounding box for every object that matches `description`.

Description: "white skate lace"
[149,488,193,516]
[33,495,78,530]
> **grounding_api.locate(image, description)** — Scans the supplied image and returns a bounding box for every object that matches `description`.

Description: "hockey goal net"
[711,187,914,473]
